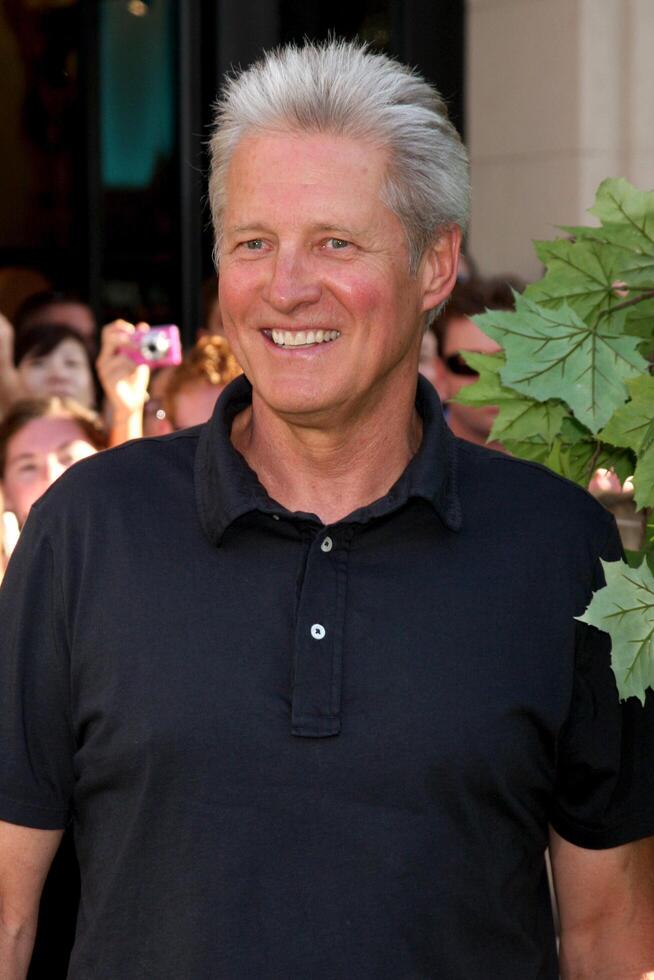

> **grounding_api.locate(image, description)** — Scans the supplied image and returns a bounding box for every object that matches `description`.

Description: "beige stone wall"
[466,0,654,281]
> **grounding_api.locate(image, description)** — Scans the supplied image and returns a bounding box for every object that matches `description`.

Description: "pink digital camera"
[123,325,182,368]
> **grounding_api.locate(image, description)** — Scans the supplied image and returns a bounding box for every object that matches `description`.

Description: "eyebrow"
[227,222,361,237]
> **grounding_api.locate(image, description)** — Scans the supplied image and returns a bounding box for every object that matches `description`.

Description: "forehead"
[222,131,391,228]
[7,417,90,460]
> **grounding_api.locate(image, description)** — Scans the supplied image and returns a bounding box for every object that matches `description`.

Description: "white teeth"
[269,329,340,348]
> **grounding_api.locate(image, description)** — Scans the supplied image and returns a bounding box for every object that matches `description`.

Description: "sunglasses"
[444,353,479,377]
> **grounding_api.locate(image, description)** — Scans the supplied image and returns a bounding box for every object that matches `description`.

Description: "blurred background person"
[96,325,241,442]
[142,367,175,437]
[14,323,98,410]
[433,276,523,449]
[0,396,106,533]
[13,290,97,346]
[163,334,241,430]
[418,327,442,395]
[96,319,153,445]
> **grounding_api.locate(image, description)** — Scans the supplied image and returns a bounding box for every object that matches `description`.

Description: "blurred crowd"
[0,261,638,584]
[0,285,243,578]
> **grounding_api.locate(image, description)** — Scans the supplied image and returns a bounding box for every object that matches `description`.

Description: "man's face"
[219,131,458,424]
[439,315,502,443]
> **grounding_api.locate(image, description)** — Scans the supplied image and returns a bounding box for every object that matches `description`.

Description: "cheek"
[219,263,261,318]
[79,368,94,391]
[327,272,391,336]
[4,477,43,526]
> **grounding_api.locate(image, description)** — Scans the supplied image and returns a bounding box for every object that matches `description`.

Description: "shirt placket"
[291,525,353,737]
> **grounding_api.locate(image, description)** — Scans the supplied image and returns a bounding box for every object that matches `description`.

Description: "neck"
[231,382,423,525]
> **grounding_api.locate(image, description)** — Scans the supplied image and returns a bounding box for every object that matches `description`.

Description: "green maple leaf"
[526,237,626,324]
[600,375,654,509]
[473,292,647,433]
[539,417,634,487]
[452,352,569,447]
[577,559,654,704]
[541,180,654,337]
[453,355,633,484]
[589,178,654,256]
[552,231,654,332]
[563,181,654,272]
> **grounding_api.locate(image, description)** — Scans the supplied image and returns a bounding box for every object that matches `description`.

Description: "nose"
[264,246,321,314]
[45,363,68,383]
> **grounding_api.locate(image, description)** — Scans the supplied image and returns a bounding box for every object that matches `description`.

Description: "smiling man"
[1,40,653,980]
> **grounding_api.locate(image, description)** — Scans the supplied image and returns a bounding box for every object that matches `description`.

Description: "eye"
[325,238,350,250]
[243,239,264,251]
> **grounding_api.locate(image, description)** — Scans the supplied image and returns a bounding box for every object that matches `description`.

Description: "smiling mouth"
[263,328,341,349]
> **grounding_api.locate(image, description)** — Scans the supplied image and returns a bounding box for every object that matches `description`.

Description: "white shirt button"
[272,514,280,521]
[321,536,333,553]
[310,623,326,640]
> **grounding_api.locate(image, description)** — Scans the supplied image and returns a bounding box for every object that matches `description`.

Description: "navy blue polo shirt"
[1,375,653,979]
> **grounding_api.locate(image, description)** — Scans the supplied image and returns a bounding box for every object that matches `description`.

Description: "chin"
[257,379,342,420]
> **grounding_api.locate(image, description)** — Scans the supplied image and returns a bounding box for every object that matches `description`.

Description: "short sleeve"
[550,515,654,849]
[0,510,75,829]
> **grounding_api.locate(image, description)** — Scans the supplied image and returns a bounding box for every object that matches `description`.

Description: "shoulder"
[454,437,615,547]
[32,427,202,528]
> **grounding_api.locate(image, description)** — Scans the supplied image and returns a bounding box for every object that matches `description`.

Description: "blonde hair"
[163,336,242,427]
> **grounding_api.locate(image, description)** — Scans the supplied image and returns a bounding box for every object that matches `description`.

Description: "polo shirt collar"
[195,373,462,545]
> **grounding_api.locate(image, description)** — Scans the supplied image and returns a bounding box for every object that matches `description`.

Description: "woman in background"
[0,396,106,532]
[14,324,98,410]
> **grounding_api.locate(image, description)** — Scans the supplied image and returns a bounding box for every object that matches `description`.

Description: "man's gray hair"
[208,39,470,274]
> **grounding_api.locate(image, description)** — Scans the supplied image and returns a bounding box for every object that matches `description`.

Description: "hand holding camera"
[121,324,182,368]
[97,320,151,417]
[97,321,182,447]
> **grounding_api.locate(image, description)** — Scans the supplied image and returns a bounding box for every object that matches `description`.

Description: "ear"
[419,225,462,317]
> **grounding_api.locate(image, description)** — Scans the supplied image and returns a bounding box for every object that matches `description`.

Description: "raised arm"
[96,320,150,447]
[0,820,63,980]
[0,315,22,417]
[550,827,654,980]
